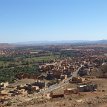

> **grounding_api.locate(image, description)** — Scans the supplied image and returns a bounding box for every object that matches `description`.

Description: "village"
[0,45,107,107]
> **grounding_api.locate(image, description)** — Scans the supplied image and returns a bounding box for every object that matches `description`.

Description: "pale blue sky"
[0,0,107,43]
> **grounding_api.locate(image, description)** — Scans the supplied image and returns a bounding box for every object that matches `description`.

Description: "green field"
[25,55,59,62]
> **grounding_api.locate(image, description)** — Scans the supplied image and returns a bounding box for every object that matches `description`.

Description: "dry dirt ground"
[3,78,107,107]
[11,79,36,86]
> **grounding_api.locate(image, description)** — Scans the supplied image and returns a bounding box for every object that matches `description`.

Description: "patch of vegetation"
[0,65,40,83]
[0,50,59,83]
[60,50,83,58]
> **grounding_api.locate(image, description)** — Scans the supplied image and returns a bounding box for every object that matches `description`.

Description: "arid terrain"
[0,44,107,107]
[8,78,107,107]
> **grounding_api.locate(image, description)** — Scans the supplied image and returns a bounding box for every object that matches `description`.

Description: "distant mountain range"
[14,40,107,45]
[0,40,107,48]
[95,40,107,44]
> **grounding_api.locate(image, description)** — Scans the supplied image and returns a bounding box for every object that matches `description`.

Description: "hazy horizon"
[0,0,107,43]
[0,39,107,44]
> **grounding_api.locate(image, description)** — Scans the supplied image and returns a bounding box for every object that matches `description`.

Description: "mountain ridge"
[0,40,107,48]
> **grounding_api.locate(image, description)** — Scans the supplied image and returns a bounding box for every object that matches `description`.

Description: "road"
[39,65,83,94]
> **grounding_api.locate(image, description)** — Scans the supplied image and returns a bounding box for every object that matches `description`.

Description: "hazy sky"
[0,0,107,43]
